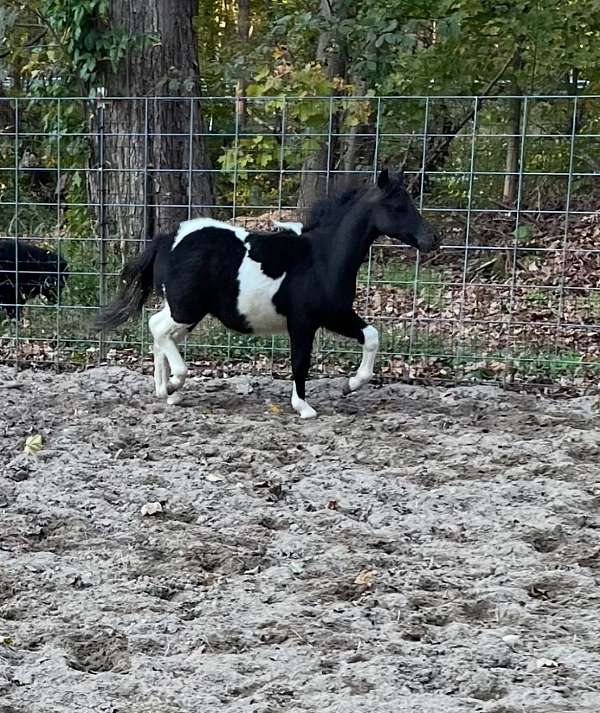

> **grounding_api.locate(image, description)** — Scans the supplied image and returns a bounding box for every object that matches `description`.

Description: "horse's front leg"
[331,312,379,394]
[346,324,379,393]
[289,320,318,419]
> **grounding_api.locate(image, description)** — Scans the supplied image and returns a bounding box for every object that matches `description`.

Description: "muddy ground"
[1,365,600,713]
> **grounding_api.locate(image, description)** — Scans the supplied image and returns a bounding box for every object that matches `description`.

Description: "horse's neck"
[325,202,378,283]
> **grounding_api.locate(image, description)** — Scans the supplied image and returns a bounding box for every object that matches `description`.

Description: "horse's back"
[155,222,311,334]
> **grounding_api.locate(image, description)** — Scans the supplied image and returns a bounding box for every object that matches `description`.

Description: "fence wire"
[0,94,599,385]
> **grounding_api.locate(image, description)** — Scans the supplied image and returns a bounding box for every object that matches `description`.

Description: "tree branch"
[408,51,518,192]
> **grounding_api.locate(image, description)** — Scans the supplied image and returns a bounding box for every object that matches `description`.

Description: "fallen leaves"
[23,434,42,455]
[140,501,163,516]
[527,584,549,600]
[234,379,254,395]
[353,568,376,586]
[205,473,224,483]
[536,657,560,669]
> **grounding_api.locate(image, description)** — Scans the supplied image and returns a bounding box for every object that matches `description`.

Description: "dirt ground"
[1,365,600,713]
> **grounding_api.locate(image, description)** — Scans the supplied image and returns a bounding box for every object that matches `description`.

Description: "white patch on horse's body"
[348,325,379,392]
[237,255,287,335]
[171,218,249,251]
[272,220,303,235]
[292,383,317,419]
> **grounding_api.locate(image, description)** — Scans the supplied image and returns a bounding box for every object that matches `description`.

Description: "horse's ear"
[377,168,390,190]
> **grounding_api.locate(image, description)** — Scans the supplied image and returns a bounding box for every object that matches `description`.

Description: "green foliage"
[1,0,152,95]
[513,224,531,241]
[1,0,599,315]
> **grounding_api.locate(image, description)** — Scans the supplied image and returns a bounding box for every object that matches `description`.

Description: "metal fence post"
[12,97,20,374]
[96,87,108,363]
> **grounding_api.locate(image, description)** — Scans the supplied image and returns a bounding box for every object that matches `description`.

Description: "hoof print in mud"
[64,629,131,674]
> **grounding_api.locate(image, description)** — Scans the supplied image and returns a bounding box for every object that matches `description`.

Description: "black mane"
[303,188,364,232]
[303,174,406,232]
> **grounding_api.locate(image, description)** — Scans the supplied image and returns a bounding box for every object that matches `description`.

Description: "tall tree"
[235,0,251,128]
[92,0,213,255]
[298,0,347,208]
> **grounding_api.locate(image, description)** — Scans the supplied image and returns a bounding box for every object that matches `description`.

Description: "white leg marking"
[149,305,192,401]
[149,312,169,398]
[348,325,379,392]
[163,323,190,393]
[272,220,303,235]
[291,383,317,419]
[152,344,169,399]
[171,218,249,251]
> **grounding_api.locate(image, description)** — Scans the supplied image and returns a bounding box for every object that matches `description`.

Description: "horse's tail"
[93,235,161,332]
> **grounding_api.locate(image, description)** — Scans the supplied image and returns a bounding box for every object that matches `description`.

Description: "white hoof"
[292,398,318,419]
[348,372,371,392]
[155,385,169,399]
[348,376,362,392]
[291,384,317,419]
[299,404,317,419]
[167,391,184,406]
[168,370,187,391]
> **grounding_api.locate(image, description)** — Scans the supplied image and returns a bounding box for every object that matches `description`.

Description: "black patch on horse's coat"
[0,239,68,317]
[151,226,311,331]
[154,226,250,330]
[245,230,308,279]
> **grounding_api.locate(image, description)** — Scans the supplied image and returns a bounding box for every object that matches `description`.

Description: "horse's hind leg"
[163,322,194,405]
[149,305,193,402]
[149,309,171,399]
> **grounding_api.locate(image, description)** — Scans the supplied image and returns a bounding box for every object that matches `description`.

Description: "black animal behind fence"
[0,240,68,319]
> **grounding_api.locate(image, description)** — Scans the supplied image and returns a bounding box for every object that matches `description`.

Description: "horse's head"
[369,168,441,253]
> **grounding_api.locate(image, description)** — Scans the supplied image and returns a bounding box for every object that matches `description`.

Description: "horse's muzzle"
[417,226,442,254]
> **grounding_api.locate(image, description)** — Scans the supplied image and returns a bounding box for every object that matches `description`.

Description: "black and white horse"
[0,239,68,319]
[94,169,440,418]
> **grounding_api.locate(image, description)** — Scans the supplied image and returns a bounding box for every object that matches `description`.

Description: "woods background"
[1,0,599,383]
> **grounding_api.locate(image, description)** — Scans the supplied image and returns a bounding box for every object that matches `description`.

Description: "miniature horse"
[94,169,440,418]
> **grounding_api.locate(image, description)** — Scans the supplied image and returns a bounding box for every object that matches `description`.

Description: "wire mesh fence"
[0,94,599,385]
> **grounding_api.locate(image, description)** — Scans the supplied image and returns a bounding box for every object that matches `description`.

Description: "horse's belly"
[237,256,287,335]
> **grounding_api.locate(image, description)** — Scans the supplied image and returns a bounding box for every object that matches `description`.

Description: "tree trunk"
[235,0,250,129]
[502,98,522,207]
[419,102,454,197]
[91,0,213,259]
[298,0,346,210]
[502,53,524,207]
[340,79,376,192]
[0,84,15,133]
